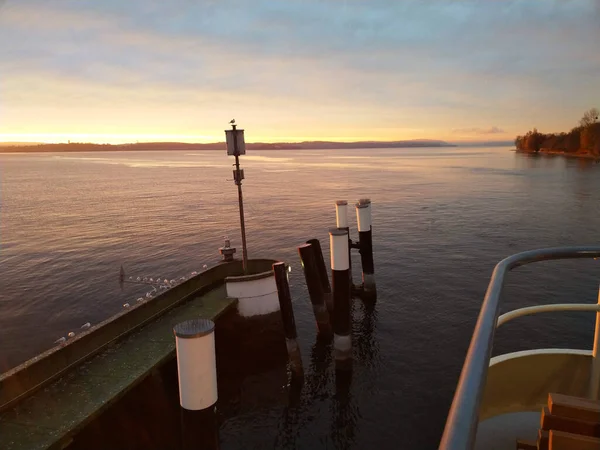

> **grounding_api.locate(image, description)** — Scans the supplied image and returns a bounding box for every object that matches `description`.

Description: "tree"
[579,108,599,128]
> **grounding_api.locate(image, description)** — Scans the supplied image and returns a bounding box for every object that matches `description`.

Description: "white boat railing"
[497,303,600,327]
[438,246,600,450]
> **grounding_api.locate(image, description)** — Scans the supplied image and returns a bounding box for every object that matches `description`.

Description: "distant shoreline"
[0,140,460,154]
[515,148,600,160]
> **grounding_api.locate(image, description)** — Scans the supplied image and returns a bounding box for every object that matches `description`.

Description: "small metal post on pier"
[298,243,332,340]
[219,238,236,262]
[273,262,304,377]
[356,199,376,301]
[591,286,600,400]
[330,228,352,361]
[225,120,248,273]
[306,238,333,312]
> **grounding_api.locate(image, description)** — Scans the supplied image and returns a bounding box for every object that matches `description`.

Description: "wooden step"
[538,429,549,450]
[515,439,537,450]
[549,393,600,423]
[541,406,600,438]
[549,429,600,450]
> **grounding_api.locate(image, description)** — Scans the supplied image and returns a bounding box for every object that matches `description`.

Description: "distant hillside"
[0,139,455,153]
[0,142,42,146]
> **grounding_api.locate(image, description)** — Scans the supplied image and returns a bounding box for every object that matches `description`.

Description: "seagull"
[146,292,154,299]
[149,278,153,282]
[123,303,130,308]
[191,271,198,276]
[170,279,176,285]
[54,337,66,345]
[229,119,235,124]
[136,277,141,282]
[203,264,208,269]
[67,332,75,338]
[137,297,144,303]
[81,322,91,330]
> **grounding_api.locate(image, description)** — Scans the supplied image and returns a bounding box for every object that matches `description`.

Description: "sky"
[1,0,599,144]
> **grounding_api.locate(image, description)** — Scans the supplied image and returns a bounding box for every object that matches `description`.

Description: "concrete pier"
[0,259,278,450]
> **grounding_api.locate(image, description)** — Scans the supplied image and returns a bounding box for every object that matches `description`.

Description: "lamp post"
[225,120,249,273]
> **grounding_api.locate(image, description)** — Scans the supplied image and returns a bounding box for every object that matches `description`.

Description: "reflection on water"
[3,146,600,448]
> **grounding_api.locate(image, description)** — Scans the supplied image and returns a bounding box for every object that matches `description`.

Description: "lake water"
[2,147,600,448]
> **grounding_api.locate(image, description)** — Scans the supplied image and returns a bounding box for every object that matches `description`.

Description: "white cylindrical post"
[356,199,376,301]
[356,198,372,232]
[591,287,600,400]
[330,228,350,272]
[336,200,353,285]
[174,319,218,410]
[330,228,351,362]
[335,200,348,229]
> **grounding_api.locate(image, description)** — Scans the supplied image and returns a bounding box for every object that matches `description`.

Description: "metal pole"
[591,285,600,400]
[232,124,248,273]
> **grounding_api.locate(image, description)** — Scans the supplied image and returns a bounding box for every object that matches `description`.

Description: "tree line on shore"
[515,108,600,156]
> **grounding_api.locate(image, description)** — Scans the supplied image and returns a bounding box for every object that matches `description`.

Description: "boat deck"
[0,285,235,450]
[475,412,539,450]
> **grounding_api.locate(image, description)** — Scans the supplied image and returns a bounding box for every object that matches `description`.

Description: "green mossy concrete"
[0,286,235,450]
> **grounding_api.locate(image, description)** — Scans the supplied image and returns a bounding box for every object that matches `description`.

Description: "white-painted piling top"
[173,319,215,339]
[356,200,372,232]
[329,227,350,270]
[329,228,348,237]
[336,201,349,228]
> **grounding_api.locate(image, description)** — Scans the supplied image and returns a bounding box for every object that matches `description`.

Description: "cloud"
[452,127,506,135]
[0,0,599,141]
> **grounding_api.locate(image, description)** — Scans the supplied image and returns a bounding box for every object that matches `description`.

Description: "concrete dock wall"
[0,259,277,413]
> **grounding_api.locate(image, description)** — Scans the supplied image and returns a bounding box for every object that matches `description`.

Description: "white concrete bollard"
[335,200,349,229]
[174,318,218,410]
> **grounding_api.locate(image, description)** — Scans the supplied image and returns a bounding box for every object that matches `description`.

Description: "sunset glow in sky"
[1,0,599,144]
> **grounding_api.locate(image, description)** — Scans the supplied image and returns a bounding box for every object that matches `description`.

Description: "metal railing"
[438,246,600,450]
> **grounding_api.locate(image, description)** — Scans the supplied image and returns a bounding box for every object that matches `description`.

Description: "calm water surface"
[2,147,600,448]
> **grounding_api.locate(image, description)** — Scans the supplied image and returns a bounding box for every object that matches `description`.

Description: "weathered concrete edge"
[0,259,277,414]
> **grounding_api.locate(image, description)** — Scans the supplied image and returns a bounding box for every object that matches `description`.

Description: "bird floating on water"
[67,332,75,338]
[81,322,91,330]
